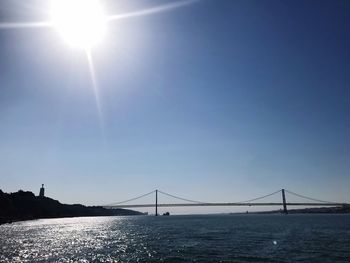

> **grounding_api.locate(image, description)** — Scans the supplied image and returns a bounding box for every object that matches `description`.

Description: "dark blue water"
[1,214,350,262]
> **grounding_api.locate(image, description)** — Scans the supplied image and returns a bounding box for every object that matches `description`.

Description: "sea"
[0,214,350,262]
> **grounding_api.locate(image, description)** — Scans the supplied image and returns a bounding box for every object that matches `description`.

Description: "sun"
[50,0,107,49]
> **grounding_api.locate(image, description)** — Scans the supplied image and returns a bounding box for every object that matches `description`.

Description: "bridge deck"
[104,202,347,209]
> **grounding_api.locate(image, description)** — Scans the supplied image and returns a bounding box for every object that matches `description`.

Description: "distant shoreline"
[255,206,350,214]
[0,189,143,225]
[2,209,350,225]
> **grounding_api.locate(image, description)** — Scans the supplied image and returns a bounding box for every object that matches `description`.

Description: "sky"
[0,0,349,214]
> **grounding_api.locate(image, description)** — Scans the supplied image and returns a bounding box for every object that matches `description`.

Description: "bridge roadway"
[104,202,346,209]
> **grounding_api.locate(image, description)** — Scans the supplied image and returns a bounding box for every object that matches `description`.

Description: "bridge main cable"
[104,188,348,208]
[157,190,208,204]
[158,189,282,205]
[233,189,282,204]
[285,189,339,204]
[104,190,156,206]
[108,189,284,206]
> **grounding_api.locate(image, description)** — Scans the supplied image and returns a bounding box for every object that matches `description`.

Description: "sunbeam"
[0,21,52,29]
[86,50,104,130]
[107,0,198,21]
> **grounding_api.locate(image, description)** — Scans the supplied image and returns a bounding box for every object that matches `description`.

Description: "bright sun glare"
[51,0,107,49]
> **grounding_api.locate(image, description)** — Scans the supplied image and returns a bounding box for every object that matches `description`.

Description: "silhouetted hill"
[0,189,143,224]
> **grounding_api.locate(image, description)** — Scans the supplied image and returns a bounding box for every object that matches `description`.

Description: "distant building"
[39,184,45,197]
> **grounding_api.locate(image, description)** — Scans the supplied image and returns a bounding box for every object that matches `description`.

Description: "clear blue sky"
[0,0,349,213]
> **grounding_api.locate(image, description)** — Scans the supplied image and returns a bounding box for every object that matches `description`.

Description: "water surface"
[1,214,350,262]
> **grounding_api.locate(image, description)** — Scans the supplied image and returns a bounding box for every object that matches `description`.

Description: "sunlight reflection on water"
[1,215,350,262]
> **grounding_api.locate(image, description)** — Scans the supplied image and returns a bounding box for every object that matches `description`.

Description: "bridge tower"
[282,189,288,214]
[155,189,158,216]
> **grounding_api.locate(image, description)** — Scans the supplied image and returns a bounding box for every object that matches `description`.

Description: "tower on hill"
[39,184,45,197]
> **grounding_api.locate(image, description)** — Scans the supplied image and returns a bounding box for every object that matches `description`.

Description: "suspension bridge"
[103,189,348,215]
